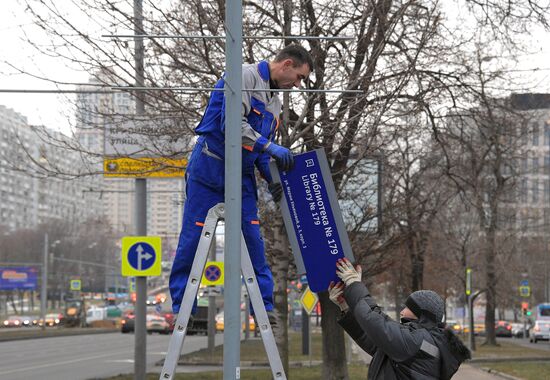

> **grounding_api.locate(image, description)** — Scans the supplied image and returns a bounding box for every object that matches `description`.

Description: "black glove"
[268,182,283,203]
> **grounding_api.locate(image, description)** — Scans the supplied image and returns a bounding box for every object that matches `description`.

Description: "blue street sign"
[205,265,221,282]
[300,275,308,285]
[0,267,38,290]
[128,242,156,271]
[271,149,354,292]
[201,261,224,286]
[520,279,529,286]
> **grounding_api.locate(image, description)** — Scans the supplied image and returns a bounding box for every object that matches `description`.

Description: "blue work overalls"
[169,61,279,314]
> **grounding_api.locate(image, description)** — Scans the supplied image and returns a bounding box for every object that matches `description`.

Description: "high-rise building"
[0,105,96,230]
[74,71,186,255]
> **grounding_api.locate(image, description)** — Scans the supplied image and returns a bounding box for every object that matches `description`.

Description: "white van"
[529,320,550,343]
[86,306,107,325]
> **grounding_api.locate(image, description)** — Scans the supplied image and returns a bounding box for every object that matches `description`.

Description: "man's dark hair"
[274,44,314,72]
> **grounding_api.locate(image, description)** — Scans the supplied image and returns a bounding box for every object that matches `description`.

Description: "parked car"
[3,316,22,328]
[510,322,528,338]
[529,320,550,343]
[495,321,513,337]
[444,320,462,334]
[463,323,486,336]
[146,313,170,334]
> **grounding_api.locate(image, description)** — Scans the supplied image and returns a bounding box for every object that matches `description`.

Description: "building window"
[545,121,550,146]
[545,179,550,204]
[532,157,539,174]
[533,122,540,146]
[532,179,539,204]
[520,178,528,203]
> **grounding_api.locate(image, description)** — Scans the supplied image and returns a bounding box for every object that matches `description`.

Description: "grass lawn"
[471,338,550,359]
[182,330,325,364]
[477,362,550,380]
[105,330,370,379]
[106,364,367,380]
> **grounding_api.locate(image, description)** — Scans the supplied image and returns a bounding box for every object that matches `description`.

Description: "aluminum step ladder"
[160,203,287,380]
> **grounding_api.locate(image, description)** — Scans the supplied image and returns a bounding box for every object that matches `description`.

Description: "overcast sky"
[1,0,549,135]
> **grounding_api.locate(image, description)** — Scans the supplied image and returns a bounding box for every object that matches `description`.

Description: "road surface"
[0,331,220,380]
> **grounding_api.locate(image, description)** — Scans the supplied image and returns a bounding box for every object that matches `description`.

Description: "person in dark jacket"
[330,258,471,379]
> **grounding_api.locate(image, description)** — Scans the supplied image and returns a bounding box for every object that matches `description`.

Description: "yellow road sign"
[104,157,187,178]
[70,279,81,291]
[202,261,224,286]
[300,287,319,315]
[121,236,162,276]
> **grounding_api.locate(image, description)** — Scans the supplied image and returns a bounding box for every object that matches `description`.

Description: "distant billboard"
[0,267,39,290]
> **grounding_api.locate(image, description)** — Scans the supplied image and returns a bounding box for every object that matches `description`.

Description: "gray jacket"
[338,282,469,379]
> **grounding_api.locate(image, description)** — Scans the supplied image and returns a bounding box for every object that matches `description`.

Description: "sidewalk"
[353,344,507,380]
[453,364,509,380]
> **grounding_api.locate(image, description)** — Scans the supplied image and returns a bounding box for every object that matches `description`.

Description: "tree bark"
[320,293,349,380]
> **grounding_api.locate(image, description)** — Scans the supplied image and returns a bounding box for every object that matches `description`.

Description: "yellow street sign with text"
[104,157,187,178]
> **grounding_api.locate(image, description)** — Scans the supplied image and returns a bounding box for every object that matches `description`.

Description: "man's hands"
[336,258,362,286]
[268,182,283,203]
[264,143,294,171]
[328,281,349,312]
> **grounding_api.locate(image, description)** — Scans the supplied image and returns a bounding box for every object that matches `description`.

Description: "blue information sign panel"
[270,149,354,292]
[0,267,38,290]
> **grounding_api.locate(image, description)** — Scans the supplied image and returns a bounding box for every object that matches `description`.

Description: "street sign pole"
[40,233,48,331]
[134,1,146,379]
[224,0,243,378]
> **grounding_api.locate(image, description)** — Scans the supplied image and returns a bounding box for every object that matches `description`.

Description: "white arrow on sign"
[136,244,153,271]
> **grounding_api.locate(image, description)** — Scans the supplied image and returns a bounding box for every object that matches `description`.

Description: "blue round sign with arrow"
[121,236,161,277]
[128,242,156,271]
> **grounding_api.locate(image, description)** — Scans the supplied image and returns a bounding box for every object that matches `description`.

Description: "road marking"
[0,352,126,376]
[105,359,134,363]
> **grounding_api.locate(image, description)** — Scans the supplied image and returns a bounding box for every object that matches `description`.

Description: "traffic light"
[521,302,529,316]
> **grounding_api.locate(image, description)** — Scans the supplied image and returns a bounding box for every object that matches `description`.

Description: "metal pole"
[40,233,48,331]
[468,295,475,351]
[244,294,250,340]
[134,1,147,379]
[208,233,217,356]
[302,307,309,355]
[223,0,243,377]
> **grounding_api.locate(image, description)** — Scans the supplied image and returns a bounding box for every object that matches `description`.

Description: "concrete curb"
[0,328,118,342]
[470,356,550,363]
[478,367,524,380]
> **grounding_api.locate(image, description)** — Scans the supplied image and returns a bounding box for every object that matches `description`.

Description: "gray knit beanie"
[405,290,445,323]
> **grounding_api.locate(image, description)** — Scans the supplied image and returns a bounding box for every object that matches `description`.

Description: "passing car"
[529,320,550,343]
[495,321,513,337]
[19,316,33,327]
[146,313,170,334]
[121,310,135,333]
[44,313,64,327]
[215,311,255,333]
[160,311,175,332]
[3,316,22,328]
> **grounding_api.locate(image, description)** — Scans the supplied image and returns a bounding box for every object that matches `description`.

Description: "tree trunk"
[271,215,290,374]
[320,293,349,380]
[484,228,497,345]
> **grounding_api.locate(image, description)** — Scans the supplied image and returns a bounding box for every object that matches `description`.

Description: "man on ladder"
[169,45,313,322]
